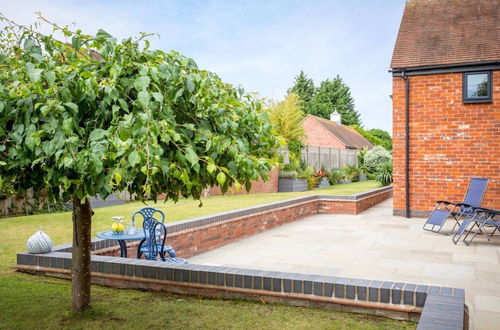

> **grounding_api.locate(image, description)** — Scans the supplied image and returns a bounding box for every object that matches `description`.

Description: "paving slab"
[189,199,500,329]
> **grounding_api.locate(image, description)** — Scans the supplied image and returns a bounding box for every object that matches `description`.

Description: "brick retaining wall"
[97,187,393,259]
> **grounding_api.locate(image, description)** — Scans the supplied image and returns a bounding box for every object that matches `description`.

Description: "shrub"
[327,168,344,185]
[279,170,298,179]
[364,146,392,173]
[307,176,320,190]
[344,165,361,182]
[376,162,393,186]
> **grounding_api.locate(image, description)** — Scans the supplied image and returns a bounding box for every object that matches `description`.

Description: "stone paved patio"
[189,199,500,330]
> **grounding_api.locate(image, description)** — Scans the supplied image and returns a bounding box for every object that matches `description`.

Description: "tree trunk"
[72,195,92,312]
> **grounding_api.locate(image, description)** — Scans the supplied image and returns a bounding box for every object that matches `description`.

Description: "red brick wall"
[392,70,500,216]
[96,188,392,259]
[302,116,347,149]
[208,168,279,196]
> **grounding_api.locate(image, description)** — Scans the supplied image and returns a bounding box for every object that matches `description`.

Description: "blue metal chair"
[453,207,500,245]
[133,207,171,259]
[132,207,166,224]
[140,217,187,264]
[423,177,489,235]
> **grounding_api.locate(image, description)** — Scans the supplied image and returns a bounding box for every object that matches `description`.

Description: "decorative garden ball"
[26,228,53,254]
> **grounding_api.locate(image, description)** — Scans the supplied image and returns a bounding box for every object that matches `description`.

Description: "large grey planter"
[317,177,331,188]
[359,173,367,182]
[278,178,308,192]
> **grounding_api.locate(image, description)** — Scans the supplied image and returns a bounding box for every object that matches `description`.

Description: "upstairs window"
[463,71,492,103]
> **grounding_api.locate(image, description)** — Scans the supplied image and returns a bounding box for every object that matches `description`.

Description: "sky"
[1,0,406,133]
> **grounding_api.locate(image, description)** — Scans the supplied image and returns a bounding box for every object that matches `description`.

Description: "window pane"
[467,73,489,97]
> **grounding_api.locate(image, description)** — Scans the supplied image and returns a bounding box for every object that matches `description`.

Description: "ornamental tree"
[309,75,362,126]
[0,15,278,311]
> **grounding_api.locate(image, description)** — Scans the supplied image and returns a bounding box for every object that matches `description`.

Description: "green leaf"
[185,147,198,167]
[137,90,150,108]
[152,92,163,103]
[64,102,78,112]
[207,163,216,174]
[89,129,107,141]
[25,63,43,83]
[186,78,195,93]
[216,172,226,185]
[95,29,113,42]
[128,150,140,167]
[72,36,82,50]
[114,171,122,185]
[133,76,150,91]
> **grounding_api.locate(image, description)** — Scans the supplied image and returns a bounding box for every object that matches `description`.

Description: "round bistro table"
[96,230,145,258]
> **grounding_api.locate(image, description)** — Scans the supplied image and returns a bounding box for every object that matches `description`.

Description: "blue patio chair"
[453,207,500,245]
[423,177,489,235]
[132,207,166,224]
[141,217,187,264]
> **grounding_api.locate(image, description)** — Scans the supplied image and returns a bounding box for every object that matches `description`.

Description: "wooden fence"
[301,146,358,170]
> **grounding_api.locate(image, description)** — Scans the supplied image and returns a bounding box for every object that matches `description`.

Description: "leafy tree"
[287,70,315,113]
[309,75,362,126]
[268,93,305,159]
[0,15,278,312]
[368,128,392,150]
[351,125,392,150]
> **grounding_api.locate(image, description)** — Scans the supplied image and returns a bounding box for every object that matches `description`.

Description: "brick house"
[391,0,500,217]
[301,112,373,149]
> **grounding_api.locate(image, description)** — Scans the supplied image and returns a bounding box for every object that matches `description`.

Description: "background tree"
[268,93,306,159]
[367,128,392,150]
[0,15,278,312]
[351,126,392,150]
[287,70,315,113]
[309,75,362,126]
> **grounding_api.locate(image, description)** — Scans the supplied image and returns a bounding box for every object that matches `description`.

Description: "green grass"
[0,181,414,329]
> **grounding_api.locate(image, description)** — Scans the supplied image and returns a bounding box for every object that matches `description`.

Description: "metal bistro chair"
[133,207,176,259]
[423,177,489,235]
[141,217,187,264]
[453,207,500,245]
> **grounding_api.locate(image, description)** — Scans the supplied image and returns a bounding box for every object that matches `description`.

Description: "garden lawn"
[0,181,413,329]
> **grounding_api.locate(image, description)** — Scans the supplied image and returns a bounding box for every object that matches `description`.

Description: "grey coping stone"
[263,276,272,291]
[392,282,405,305]
[324,282,334,297]
[380,281,393,303]
[272,278,282,292]
[334,277,349,299]
[453,288,465,297]
[226,273,234,287]
[313,281,323,296]
[283,279,292,293]
[417,294,464,330]
[207,271,217,285]
[404,283,416,305]
[356,279,370,301]
[243,275,252,289]
[440,287,453,296]
[346,279,360,300]
[293,280,302,294]
[369,280,382,302]
[253,276,262,290]
[199,271,207,284]
[16,253,34,266]
[416,285,429,308]
[235,274,244,288]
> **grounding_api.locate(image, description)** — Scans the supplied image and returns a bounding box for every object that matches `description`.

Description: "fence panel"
[301,146,358,170]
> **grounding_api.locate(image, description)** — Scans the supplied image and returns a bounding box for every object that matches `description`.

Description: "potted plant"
[278,164,308,192]
[327,168,343,185]
[313,170,330,188]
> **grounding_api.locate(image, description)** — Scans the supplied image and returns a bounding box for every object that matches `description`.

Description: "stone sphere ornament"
[26,227,53,254]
